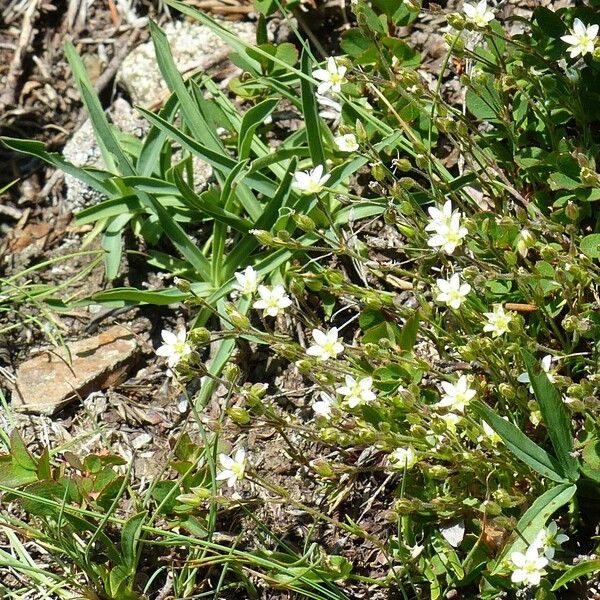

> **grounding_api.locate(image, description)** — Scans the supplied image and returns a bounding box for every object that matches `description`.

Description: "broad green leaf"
[471,401,567,483]
[10,430,37,472]
[580,234,600,259]
[0,463,38,488]
[493,483,576,574]
[522,350,579,482]
[300,49,326,168]
[121,511,147,572]
[398,311,420,351]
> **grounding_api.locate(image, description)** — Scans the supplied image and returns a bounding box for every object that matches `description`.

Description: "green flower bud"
[428,465,450,480]
[481,500,502,516]
[355,119,368,143]
[227,406,251,425]
[446,13,465,29]
[371,162,386,181]
[580,168,600,188]
[295,359,313,374]
[251,229,274,245]
[174,277,191,293]
[229,310,251,330]
[188,327,211,344]
[395,498,421,515]
[498,383,516,400]
[394,158,412,172]
[312,459,335,478]
[224,364,241,384]
[540,245,558,262]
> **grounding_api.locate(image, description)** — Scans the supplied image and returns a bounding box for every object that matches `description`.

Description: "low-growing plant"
[2,0,600,598]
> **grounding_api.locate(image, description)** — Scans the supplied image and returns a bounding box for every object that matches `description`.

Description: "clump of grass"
[1,0,600,598]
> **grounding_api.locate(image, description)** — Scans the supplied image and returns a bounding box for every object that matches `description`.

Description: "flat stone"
[11,325,139,415]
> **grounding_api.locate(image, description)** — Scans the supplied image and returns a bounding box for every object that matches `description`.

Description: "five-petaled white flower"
[312,392,336,419]
[216,448,247,488]
[510,545,548,587]
[425,201,468,254]
[483,304,513,337]
[390,447,418,470]
[292,165,331,195]
[233,265,260,295]
[435,273,471,310]
[334,133,359,153]
[463,0,494,28]
[313,57,347,95]
[517,355,556,392]
[156,328,192,372]
[336,375,376,408]
[532,521,569,560]
[561,18,599,58]
[252,285,293,317]
[306,327,344,361]
[437,375,476,412]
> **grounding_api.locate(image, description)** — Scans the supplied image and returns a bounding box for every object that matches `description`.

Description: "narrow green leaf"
[102,214,131,281]
[471,401,567,483]
[300,49,326,167]
[522,350,579,482]
[238,98,279,160]
[494,483,576,574]
[137,106,278,197]
[64,42,133,176]
[552,559,600,591]
[149,21,221,152]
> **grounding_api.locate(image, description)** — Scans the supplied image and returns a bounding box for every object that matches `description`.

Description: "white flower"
[561,18,599,58]
[517,355,556,392]
[156,328,192,371]
[233,266,260,295]
[390,447,418,470]
[312,392,336,419]
[480,420,503,446]
[336,375,376,408]
[252,285,293,317]
[483,305,513,337]
[532,521,569,560]
[435,273,471,310]
[463,0,494,28]
[216,448,246,488]
[292,165,331,195]
[425,201,468,254]
[437,375,476,413]
[510,545,548,587]
[334,133,359,153]
[313,57,347,95]
[306,327,344,361]
[439,412,461,433]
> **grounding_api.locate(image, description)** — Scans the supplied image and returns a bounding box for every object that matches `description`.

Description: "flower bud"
[446,13,465,29]
[480,500,502,516]
[251,229,274,245]
[295,360,313,374]
[428,465,450,480]
[371,162,386,181]
[312,459,336,478]
[227,406,251,425]
[174,277,191,293]
[224,364,241,384]
[292,213,316,232]
[540,245,558,262]
[355,119,368,143]
[498,383,516,400]
[394,158,412,172]
[229,310,250,330]
[188,327,211,344]
[565,200,580,221]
